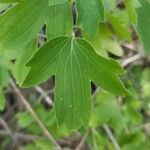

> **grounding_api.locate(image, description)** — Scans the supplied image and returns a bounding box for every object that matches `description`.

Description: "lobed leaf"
[23,36,128,129]
[0,0,48,51]
[0,0,69,51]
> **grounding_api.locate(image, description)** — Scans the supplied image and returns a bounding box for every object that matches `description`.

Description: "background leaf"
[47,1,73,38]
[76,0,104,39]
[136,0,150,53]
[0,0,48,51]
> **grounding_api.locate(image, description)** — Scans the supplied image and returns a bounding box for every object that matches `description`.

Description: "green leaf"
[92,24,123,57]
[13,40,37,85]
[136,0,150,53]
[47,1,73,38]
[17,111,35,128]
[23,36,128,129]
[17,107,71,138]
[90,90,124,128]
[76,0,104,39]
[107,13,131,41]
[0,46,27,62]
[0,0,48,51]
[0,0,73,53]
[124,0,137,25]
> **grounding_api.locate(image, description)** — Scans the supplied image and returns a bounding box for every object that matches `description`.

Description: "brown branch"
[10,79,62,150]
[0,129,45,141]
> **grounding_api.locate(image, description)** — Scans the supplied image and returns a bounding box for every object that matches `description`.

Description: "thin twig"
[92,90,121,150]
[35,86,53,106]
[75,130,89,150]
[0,117,11,134]
[122,54,141,67]
[10,79,61,150]
[38,33,47,39]
[103,124,121,150]
[92,87,100,99]
[0,129,45,141]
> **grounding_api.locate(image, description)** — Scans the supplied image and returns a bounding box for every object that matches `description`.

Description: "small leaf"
[107,13,131,41]
[23,36,128,129]
[92,24,123,57]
